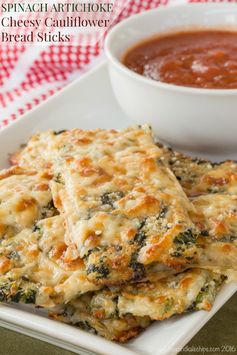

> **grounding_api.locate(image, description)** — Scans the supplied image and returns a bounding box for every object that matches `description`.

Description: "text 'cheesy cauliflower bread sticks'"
[11,126,199,285]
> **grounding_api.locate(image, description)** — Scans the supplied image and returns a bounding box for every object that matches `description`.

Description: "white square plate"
[0,62,236,355]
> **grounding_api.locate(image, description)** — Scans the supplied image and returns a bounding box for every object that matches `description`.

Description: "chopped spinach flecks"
[32,224,42,234]
[114,245,122,252]
[87,264,110,279]
[21,276,29,282]
[194,284,209,307]
[53,130,67,135]
[7,250,20,260]
[219,235,237,242]
[188,276,224,311]
[129,252,145,282]
[158,206,168,219]
[207,187,224,194]
[0,278,36,304]
[112,295,119,318]
[41,200,57,219]
[133,231,146,246]
[0,280,11,302]
[100,191,124,208]
[200,230,209,237]
[170,251,183,258]
[11,287,36,304]
[163,298,174,313]
[84,247,101,260]
[174,229,196,246]
[191,158,207,165]
[54,172,64,184]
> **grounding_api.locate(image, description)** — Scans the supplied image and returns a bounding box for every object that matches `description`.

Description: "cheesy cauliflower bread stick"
[2,217,221,343]
[10,128,237,281]
[2,215,221,343]
[160,145,237,197]
[160,146,237,278]
[50,293,151,343]
[12,129,237,199]
[0,215,148,343]
[0,219,222,341]
[0,232,224,344]
[45,126,198,285]
[9,130,61,170]
[191,195,237,280]
[50,269,223,342]
[0,216,99,307]
[0,166,56,239]
[90,269,223,319]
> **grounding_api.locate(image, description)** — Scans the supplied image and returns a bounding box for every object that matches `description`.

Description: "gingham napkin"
[0,0,235,127]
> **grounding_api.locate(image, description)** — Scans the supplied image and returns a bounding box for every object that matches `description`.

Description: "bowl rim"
[105,2,237,96]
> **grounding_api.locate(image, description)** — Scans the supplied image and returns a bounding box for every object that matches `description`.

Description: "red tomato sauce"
[123,30,237,89]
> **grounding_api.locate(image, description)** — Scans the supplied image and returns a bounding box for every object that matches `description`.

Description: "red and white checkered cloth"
[0,0,236,128]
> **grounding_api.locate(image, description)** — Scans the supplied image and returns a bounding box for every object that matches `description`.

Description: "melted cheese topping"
[160,145,237,278]
[50,268,222,339]
[0,166,54,239]
[191,195,237,272]
[47,126,197,285]
[0,216,99,307]
[50,292,151,342]
[10,127,200,285]
[10,131,57,170]
[161,145,237,197]
[3,127,232,343]
[117,269,222,319]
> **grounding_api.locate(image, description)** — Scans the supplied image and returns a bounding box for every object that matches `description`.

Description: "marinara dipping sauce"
[123,30,237,89]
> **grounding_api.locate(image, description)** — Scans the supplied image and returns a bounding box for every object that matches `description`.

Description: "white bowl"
[105,3,237,159]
